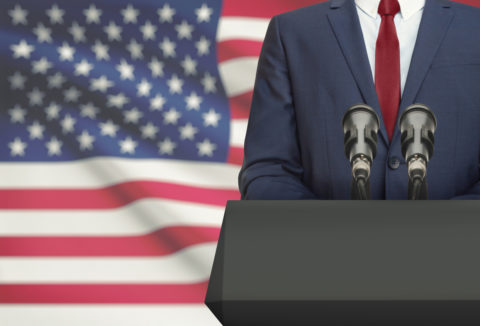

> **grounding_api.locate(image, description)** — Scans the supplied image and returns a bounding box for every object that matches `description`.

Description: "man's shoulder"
[447,0,480,32]
[449,0,480,18]
[273,1,332,25]
[269,0,334,37]
[449,0,480,12]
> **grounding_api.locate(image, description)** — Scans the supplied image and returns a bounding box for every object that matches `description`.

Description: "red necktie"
[375,0,401,142]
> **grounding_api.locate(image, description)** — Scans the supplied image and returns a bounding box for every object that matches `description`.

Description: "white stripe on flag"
[219,57,259,97]
[217,17,270,42]
[230,120,248,147]
[0,158,239,189]
[0,243,216,284]
[0,305,221,326]
[0,199,223,236]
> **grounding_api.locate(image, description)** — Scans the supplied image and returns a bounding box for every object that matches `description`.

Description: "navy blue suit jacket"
[239,0,480,199]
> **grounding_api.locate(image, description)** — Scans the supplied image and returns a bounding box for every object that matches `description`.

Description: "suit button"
[388,157,401,170]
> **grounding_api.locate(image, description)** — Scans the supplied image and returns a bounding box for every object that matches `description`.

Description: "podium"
[205,200,480,326]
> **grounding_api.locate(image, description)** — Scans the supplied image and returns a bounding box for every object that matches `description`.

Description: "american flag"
[0,0,320,324]
[0,0,477,324]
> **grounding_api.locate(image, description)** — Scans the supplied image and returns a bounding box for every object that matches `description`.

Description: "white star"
[9,105,27,123]
[9,138,27,157]
[196,36,211,56]
[119,137,138,154]
[158,4,175,23]
[92,40,110,60]
[77,130,95,151]
[9,5,28,25]
[74,59,94,76]
[196,4,213,23]
[104,21,122,41]
[203,109,221,127]
[167,74,183,94]
[27,121,45,139]
[185,92,203,110]
[175,20,194,40]
[61,114,76,133]
[47,72,66,89]
[99,120,119,137]
[124,107,143,124]
[69,22,87,43]
[46,4,65,24]
[11,40,34,59]
[127,39,143,60]
[64,86,82,102]
[159,37,176,58]
[158,138,176,155]
[141,122,159,139]
[148,57,164,78]
[33,23,52,43]
[90,75,114,93]
[107,93,129,109]
[80,102,99,119]
[84,4,102,24]
[58,42,75,61]
[201,72,217,93]
[181,55,197,76]
[121,4,139,24]
[136,79,151,97]
[116,59,135,80]
[140,20,157,40]
[163,108,181,125]
[8,72,27,90]
[45,102,61,120]
[197,139,217,157]
[27,88,44,106]
[46,137,63,156]
[150,94,166,111]
[32,57,53,74]
[179,123,198,140]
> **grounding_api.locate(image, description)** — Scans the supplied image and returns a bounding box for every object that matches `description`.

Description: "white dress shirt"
[355,0,426,95]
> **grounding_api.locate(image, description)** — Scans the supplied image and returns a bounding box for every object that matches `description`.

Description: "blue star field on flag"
[0,0,230,162]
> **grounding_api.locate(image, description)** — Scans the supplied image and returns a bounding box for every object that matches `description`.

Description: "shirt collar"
[355,0,426,20]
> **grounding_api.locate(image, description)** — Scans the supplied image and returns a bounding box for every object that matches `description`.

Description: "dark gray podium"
[205,200,480,326]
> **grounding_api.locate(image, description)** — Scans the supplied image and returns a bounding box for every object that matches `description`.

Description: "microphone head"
[399,104,437,162]
[342,104,380,164]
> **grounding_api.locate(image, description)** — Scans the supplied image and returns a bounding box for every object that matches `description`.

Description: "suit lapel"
[327,0,389,145]
[391,0,454,145]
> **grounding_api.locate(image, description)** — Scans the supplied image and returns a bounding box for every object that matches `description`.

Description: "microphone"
[398,104,437,200]
[342,104,380,199]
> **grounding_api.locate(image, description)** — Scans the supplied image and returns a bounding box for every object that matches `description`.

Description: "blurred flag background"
[0,0,478,325]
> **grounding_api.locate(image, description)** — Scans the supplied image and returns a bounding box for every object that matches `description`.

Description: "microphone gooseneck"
[398,104,437,200]
[342,104,380,200]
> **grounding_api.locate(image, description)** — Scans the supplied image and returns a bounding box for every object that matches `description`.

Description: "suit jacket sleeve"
[450,185,480,199]
[238,16,318,200]
[450,165,480,199]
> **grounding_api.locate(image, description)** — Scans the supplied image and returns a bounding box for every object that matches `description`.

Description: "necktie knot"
[378,0,400,17]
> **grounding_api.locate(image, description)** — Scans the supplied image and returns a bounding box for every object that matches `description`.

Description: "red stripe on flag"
[230,91,253,119]
[222,0,324,18]
[227,147,244,166]
[0,181,240,209]
[0,282,208,304]
[217,40,262,63]
[0,226,220,257]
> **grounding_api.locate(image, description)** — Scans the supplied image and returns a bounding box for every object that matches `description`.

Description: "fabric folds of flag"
[0,0,317,323]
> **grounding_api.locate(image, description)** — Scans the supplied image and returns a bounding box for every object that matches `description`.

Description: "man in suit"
[239,0,480,199]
